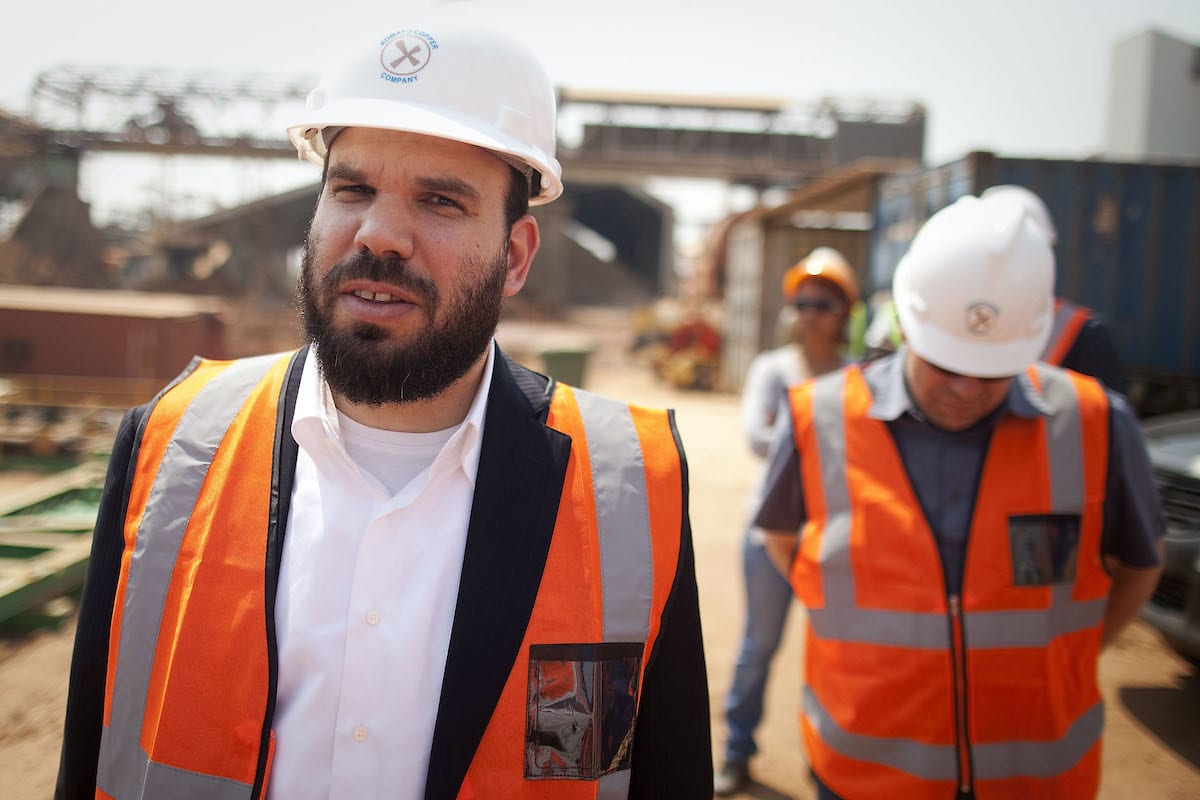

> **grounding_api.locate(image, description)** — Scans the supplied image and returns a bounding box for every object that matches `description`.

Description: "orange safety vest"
[789,363,1111,800]
[95,351,685,800]
[1041,298,1091,366]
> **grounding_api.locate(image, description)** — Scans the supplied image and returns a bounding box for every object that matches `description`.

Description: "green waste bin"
[540,347,592,388]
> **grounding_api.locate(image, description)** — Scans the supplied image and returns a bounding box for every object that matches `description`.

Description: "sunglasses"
[793,299,839,313]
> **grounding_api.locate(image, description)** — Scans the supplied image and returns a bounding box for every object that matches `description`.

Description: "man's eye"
[428,195,464,210]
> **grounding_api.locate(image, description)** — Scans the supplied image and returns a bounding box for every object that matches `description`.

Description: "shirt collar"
[291,341,496,486]
[865,345,1049,423]
[456,343,494,485]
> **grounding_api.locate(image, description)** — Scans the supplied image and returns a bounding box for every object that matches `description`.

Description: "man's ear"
[503,214,539,297]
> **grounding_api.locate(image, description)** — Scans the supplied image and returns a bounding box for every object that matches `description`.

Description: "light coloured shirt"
[740,344,822,544]
[740,344,810,460]
[267,344,494,800]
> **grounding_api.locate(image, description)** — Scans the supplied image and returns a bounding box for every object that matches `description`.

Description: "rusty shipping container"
[0,286,228,384]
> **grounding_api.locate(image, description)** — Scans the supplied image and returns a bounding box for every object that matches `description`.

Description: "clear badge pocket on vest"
[1007,513,1082,586]
[525,642,642,780]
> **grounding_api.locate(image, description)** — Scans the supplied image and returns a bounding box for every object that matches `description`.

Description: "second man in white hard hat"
[756,193,1164,799]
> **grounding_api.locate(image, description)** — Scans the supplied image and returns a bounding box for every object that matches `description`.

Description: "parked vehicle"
[1138,410,1200,666]
[870,152,1200,416]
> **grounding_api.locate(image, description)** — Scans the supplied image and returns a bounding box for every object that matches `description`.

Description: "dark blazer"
[56,345,712,799]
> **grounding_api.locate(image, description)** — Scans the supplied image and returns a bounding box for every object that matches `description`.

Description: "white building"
[1106,29,1200,161]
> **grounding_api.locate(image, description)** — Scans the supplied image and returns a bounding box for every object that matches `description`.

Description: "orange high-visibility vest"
[1041,299,1091,366]
[95,352,685,800]
[789,363,1110,800]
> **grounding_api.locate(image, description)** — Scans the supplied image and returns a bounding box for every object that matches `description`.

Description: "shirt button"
[365,609,381,626]
[354,725,369,742]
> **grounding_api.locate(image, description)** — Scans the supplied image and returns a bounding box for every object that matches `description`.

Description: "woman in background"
[715,246,860,797]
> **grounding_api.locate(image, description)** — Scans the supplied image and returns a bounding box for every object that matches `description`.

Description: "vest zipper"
[948,594,973,795]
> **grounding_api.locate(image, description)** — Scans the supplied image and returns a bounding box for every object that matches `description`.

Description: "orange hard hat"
[781,247,859,305]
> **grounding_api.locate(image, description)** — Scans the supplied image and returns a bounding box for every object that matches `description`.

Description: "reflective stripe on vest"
[576,387,652,800]
[796,363,1109,794]
[574,388,654,648]
[802,687,1105,783]
[1041,300,1090,366]
[98,352,288,800]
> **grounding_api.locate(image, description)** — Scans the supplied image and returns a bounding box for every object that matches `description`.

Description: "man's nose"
[354,199,416,261]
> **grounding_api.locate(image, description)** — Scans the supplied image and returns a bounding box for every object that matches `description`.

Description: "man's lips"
[340,280,424,306]
[333,280,429,326]
[350,288,406,302]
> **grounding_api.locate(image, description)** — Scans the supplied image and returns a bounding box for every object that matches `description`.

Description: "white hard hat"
[980,184,1057,244]
[893,194,1054,378]
[287,11,563,205]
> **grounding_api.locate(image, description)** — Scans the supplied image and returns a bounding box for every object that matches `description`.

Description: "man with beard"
[55,10,711,800]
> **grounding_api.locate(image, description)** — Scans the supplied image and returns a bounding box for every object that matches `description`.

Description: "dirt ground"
[2,307,1198,798]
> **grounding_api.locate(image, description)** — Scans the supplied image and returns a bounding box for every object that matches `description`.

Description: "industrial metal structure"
[25,67,925,188]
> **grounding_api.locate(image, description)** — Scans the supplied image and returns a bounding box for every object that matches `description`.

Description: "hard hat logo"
[965,303,999,336]
[379,30,437,79]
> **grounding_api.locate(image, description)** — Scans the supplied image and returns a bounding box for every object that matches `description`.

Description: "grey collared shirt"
[754,348,1164,596]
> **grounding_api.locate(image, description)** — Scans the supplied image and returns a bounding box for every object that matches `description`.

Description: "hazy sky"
[2,0,1198,232]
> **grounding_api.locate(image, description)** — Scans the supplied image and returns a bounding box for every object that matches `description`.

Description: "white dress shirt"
[267,345,494,800]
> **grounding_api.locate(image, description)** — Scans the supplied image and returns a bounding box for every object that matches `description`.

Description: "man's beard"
[298,240,508,406]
